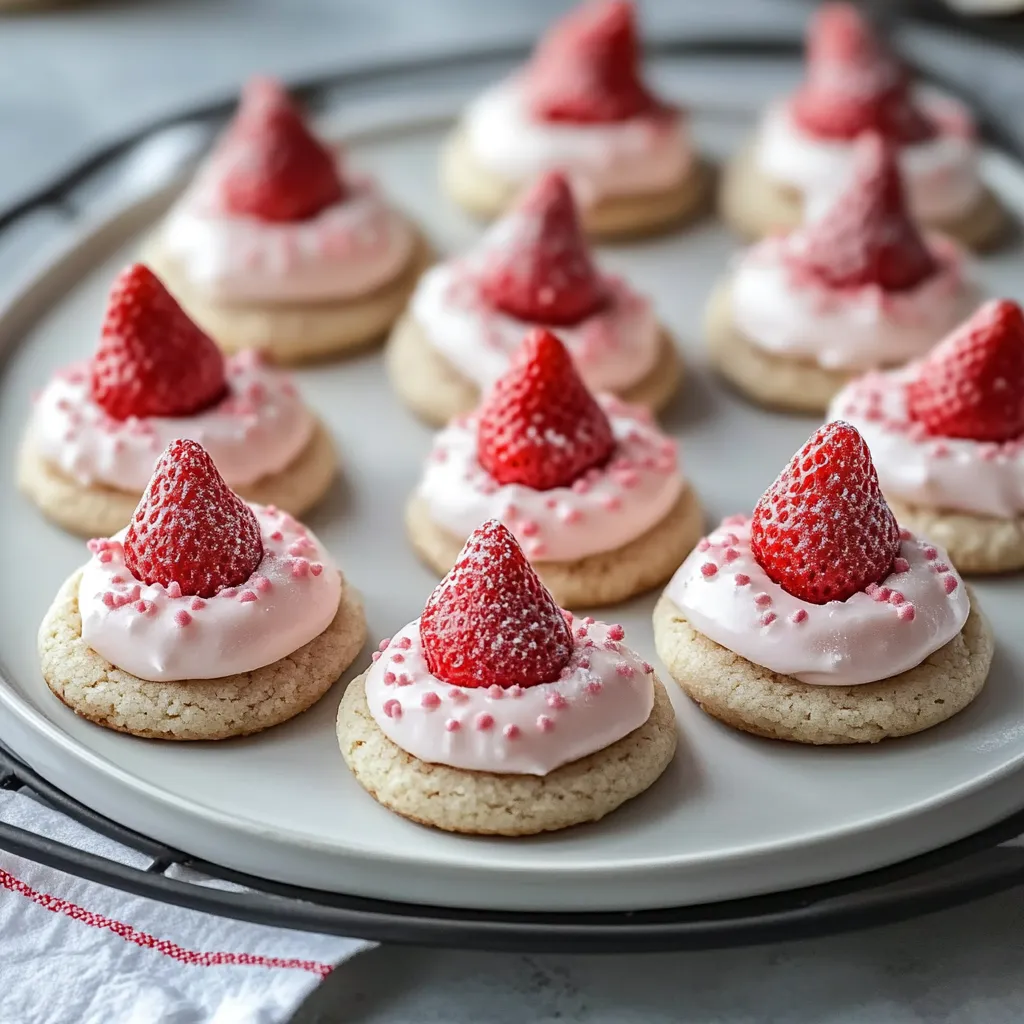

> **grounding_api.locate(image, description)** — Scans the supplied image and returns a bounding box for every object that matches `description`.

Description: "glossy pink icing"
[831,368,1024,518]
[30,351,314,492]
[664,517,969,686]
[161,159,415,303]
[730,234,980,371]
[418,397,684,562]
[364,616,655,775]
[461,77,693,205]
[755,93,983,222]
[78,504,341,681]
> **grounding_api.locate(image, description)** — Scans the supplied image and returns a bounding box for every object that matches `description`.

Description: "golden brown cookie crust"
[336,670,677,835]
[18,418,337,539]
[652,590,993,745]
[719,143,1008,251]
[385,314,683,427]
[39,569,367,740]
[440,128,714,240]
[143,229,434,364]
[406,486,703,608]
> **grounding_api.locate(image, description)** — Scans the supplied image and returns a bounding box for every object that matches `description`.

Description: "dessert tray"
[2,38,1024,951]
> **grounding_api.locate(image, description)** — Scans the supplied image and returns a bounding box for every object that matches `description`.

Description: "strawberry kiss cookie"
[653,422,993,745]
[407,328,702,607]
[831,300,1024,574]
[388,171,681,425]
[338,521,676,834]
[39,439,365,740]
[441,1,709,239]
[144,77,430,363]
[720,4,1004,250]
[19,265,335,538]
[708,133,980,414]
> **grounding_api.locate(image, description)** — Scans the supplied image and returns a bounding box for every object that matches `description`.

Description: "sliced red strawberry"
[420,520,572,689]
[791,3,935,144]
[478,171,606,326]
[782,132,937,292]
[124,439,263,599]
[750,420,900,605]
[477,327,615,491]
[906,299,1024,443]
[90,264,227,421]
[524,1,658,123]
[216,75,345,222]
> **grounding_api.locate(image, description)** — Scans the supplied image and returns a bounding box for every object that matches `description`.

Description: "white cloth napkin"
[0,789,372,1024]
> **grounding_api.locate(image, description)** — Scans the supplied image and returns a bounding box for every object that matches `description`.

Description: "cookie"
[337,669,677,835]
[719,144,1008,251]
[652,589,993,745]
[406,486,704,608]
[441,129,713,240]
[704,279,850,414]
[18,418,337,539]
[142,231,434,364]
[386,315,683,427]
[39,568,366,740]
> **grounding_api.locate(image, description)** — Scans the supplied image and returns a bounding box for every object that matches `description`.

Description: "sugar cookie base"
[385,315,683,427]
[336,671,677,835]
[887,498,1024,575]
[719,143,1008,251]
[406,486,703,608]
[704,279,851,414]
[18,418,337,539]
[142,230,433,364]
[652,590,992,745]
[39,569,366,740]
[440,128,713,240]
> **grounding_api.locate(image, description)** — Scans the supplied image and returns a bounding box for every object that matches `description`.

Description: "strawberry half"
[525,1,658,123]
[791,3,935,144]
[124,439,264,599]
[90,264,227,421]
[782,132,937,292]
[906,299,1024,443]
[477,327,615,491]
[750,421,900,605]
[478,171,607,326]
[420,520,573,689]
[217,76,345,222]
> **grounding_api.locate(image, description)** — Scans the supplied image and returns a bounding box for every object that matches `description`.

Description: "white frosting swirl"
[831,369,1024,518]
[161,162,416,303]
[30,352,314,492]
[418,398,684,562]
[461,77,694,205]
[79,505,341,681]
[364,616,655,775]
[665,517,969,686]
[755,95,984,222]
[730,236,980,371]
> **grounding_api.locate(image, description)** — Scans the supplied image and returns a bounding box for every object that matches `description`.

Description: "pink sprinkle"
[383,699,402,720]
[509,685,525,699]
[607,624,625,641]
[575,625,588,639]
[254,576,272,593]
[309,563,324,577]
[616,663,635,678]
[519,520,539,537]
[288,540,311,557]
[547,693,568,709]
[396,674,413,687]
[448,687,470,704]
[933,562,950,574]
[696,538,710,552]
[618,470,640,489]
[87,538,106,553]
[526,541,547,559]
[889,591,905,606]
[391,653,405,664]
[899,528,914,541]
[421,692,441,710]
[585,680,603,696]
[943,575,959,594]
[167,582,182,599]
[445,718,461,732]
[102,592,116,608]
[561,507,583,526]
[722,533,740,546]
[397,636,412,649]
[503,724,520,740]
[642,661,654,674]
[98,551,113,564]
[874,587,892,603]
[603,639,620,653]
[270,530,283,542]
[475,713,495,731]
[601,495,622,512]
[893,557,910,574]
[898,604,916,622]
[487,684,504,700]
[219,587,238,599]
[371,651,382,662]
[700,562,718,578]
[383,671,396,685]
[734,574,751,586]
[190,598,206,611]
[378,638,391,652]
[790,609,808,624]
[239,591,257,603]
[583,615,595,625]
[174,610,192,628]
[571,478,591,495]
[724,548,740,562]
[537,715,555,733]
[924,546,938,561]
[133,600,150,614]
[754,593,772,608]
[290,559,310,578]
[578,657,590,670]
[760,612,777,627]
[111,575,124,585]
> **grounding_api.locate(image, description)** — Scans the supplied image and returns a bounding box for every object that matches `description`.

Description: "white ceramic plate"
[2,64,1024,913]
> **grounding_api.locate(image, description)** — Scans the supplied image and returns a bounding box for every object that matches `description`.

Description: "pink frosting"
[417,397,684,562]
[29,351,314,492]
[729,234,980,371]
[755,93,983,222]
[664,517,969,686]
[78,505,341,681]
[160,160,416,303]
[831,369,1024,518]
[461,77,694,205]
[364,616,655,775]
